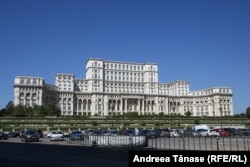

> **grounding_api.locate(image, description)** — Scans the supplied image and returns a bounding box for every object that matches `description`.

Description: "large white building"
[14,58,233,117]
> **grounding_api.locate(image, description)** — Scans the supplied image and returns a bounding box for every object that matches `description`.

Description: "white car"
[198,129,219,137]
[169,129,180,137]
[207,129,219,137]
[50,131,64,141]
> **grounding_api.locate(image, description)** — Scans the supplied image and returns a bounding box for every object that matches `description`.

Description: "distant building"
[14,58,233,116]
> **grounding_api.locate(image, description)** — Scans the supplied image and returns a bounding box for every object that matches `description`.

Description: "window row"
[20,79,38,85]
[105,76,144,82]
[105,63,144,71]
[106,71,144,76]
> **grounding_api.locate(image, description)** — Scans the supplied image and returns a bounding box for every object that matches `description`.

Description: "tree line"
[0,101,250,118]
[0,101,61,117]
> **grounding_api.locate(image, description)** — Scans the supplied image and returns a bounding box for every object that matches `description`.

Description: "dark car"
[154,129,163,138]
[222,128,237,136]
[126,130,135,136]
[21,130,39,142]
[140,129,158,139]
[91,130,103,136]
[34,129,43,138]
[160,129,171,138]
[237,128,250,136]
[183,129,200,138]
[0,132,8,140]
[103,130,119,136]
[69,130,84,141]
[8,131,20,138]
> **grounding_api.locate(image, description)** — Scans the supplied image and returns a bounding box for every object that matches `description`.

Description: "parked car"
[197,129,209,137]
[69,130,84,141]
[197,129,219,137]
[169,129,180,137]
[237,128,250,136]
[0,132,8,140]
[50,130,64,141]
[103,130,119,136]
[91,130,103,136]
[207,129,220,137]
[183,129,200,137]
[140,129,158,139]
[8,131,20,138]
[20,130,39,142]
[222,128,236,136]
[160,129,171,138]
[154,129,163,138]
[121,129,134,136]
[34,129,43,138]
[214,129,229,137]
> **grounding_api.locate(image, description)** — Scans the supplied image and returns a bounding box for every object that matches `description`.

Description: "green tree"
[246,107,250,118]
[33,105,46,117]
[45,103,61,117]
[185,111,192,117]
[122,112,138,118]
[25,106,34,117]
[5,101,14,116]
[194,118,200,125]
[11,105,26,117]
[0,108,6,117]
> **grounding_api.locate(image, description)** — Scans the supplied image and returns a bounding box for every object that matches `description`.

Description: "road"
[0,141,129,167]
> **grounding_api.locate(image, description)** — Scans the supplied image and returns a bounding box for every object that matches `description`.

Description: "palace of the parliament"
[14,58,233,117]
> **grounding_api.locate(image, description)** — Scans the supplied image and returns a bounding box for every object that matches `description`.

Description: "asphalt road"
[0,142,129,167]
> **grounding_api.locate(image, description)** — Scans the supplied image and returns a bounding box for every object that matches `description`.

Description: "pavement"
[0,139,129,167]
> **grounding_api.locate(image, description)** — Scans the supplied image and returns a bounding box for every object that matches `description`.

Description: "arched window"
[32,93,37,106]
[78,99,82,110]
[19,93,25,105]
[26,93,31,106]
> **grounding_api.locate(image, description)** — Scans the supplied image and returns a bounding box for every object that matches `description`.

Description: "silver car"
[50,131,64,141]
[198,129,219,137]
[207,129,219,137]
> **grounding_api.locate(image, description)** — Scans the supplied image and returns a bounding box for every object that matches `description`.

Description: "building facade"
[14,58,233,117]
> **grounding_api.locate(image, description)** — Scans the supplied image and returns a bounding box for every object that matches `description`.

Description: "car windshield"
[198,129,208,132]
[52,131,63,134]
[72,131,81,134]
[26,131,36,134]
[110,131,118,134]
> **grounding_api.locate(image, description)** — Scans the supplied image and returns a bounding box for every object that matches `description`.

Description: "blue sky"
[0,0,249,114]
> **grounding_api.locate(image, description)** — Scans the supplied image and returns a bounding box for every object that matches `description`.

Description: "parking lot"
[1,135,250,151]
[0,141,129,167]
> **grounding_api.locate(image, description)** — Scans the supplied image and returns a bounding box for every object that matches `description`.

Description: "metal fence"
[66,135,148,148]
[66,135,250,151]
[147,136,250,151]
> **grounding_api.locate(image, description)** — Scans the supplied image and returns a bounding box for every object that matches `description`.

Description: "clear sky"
[0,0,249,114]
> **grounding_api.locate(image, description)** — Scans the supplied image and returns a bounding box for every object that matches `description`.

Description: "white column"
[125,98,127,113]
[142,100,144,115]
[120,98,123,114]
